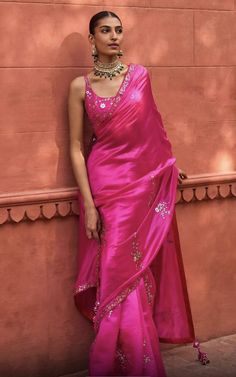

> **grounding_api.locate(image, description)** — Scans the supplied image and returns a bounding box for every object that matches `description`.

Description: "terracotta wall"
[0,1,236,376]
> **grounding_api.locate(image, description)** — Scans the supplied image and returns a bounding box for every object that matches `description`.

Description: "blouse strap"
[84,74,91,89]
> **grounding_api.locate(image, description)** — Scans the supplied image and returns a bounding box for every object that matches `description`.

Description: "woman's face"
[89,16,123,58]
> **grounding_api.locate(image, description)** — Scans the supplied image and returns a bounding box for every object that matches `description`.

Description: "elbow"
[70,140,85,161]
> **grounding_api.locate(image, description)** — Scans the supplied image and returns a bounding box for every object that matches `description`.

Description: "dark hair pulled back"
[89,11,122,35]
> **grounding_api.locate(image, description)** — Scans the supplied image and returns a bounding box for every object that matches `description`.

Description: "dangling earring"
[117,49,123,57]
[92,45,98,62]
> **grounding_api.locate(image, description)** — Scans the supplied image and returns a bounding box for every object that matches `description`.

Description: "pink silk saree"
[74,63,196,376]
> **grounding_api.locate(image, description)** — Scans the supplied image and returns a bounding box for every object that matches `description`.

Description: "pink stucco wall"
[0,1,236,376]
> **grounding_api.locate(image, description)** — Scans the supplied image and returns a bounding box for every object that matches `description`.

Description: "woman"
[68,10,208,377]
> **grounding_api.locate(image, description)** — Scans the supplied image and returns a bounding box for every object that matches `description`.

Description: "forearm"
[70,143,95,209]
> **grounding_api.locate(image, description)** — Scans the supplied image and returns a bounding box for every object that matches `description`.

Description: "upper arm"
[67,76,85,149]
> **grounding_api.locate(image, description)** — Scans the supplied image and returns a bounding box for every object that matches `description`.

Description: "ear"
[88,34,94,46]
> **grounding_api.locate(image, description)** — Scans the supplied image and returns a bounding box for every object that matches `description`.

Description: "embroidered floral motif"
[94,275,142,331]
[131,232,143,270]
[144,354,151,364]
[92,223,106,321]
[85,89,92,97]
[86,95,116,123]
[93,299,100,316]
[74,282,96,294]
[143,337,152,366]
[85,82,116,123]
[115,345,128,372]
[154,200,170,219]
[108,309,113,317]
[143,273,154,306]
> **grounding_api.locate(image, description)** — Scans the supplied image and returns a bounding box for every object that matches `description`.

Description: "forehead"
[96,16,122,28]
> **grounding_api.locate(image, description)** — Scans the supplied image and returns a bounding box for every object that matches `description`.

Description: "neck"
[97,54,118,64]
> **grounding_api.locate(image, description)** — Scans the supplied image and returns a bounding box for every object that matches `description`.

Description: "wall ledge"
[0,172,235,225]
[176,171,236,204]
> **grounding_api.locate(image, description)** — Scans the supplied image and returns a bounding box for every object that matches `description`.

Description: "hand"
[84,206,102,242]
[178,168,188,184]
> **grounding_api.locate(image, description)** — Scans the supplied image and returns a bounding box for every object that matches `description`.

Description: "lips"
[108,44,119,47]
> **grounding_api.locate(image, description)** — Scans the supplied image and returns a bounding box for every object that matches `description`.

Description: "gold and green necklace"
[93,59,125,80]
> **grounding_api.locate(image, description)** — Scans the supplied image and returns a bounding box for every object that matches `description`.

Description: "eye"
[101,28,109,33]
[116,28,123,34]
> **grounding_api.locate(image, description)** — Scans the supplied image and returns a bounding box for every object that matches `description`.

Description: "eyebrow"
[98,25,122,28]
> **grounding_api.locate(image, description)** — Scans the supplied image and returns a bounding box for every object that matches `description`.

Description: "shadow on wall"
[51,32,89,188]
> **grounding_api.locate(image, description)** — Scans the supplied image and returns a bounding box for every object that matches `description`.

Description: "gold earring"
[92,45,98,62]
[117,49,123,57]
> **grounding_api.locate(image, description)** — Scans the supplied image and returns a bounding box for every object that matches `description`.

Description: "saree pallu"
[74,63,196,376]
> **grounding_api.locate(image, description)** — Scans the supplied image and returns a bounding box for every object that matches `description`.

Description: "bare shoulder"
[69,75,86,101]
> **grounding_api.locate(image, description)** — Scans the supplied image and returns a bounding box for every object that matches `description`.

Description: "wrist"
[84,200,96,210]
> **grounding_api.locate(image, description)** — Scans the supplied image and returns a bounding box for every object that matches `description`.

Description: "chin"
[106,49,118,55]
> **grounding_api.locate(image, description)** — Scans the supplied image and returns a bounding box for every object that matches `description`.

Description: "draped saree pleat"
[74,63,196,376]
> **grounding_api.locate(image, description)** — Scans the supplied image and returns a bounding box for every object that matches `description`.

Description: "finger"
[92,230,100,241]
[86,230,92,239]
[98,231,102,244]
[97,218,102,232]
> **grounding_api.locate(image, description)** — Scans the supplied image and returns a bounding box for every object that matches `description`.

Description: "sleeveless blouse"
[83,64,132,126]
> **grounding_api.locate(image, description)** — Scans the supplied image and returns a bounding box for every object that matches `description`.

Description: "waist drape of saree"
[74,63,196,376]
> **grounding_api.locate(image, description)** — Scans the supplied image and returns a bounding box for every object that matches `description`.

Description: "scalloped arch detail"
[0,173,235,225]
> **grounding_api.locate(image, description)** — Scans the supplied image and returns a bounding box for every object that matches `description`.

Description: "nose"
[110,30,118,40]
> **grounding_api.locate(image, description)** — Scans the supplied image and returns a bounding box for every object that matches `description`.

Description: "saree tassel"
[193,338,210,365]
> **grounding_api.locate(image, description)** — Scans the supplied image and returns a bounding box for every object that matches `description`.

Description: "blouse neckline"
[85,64,131,100]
